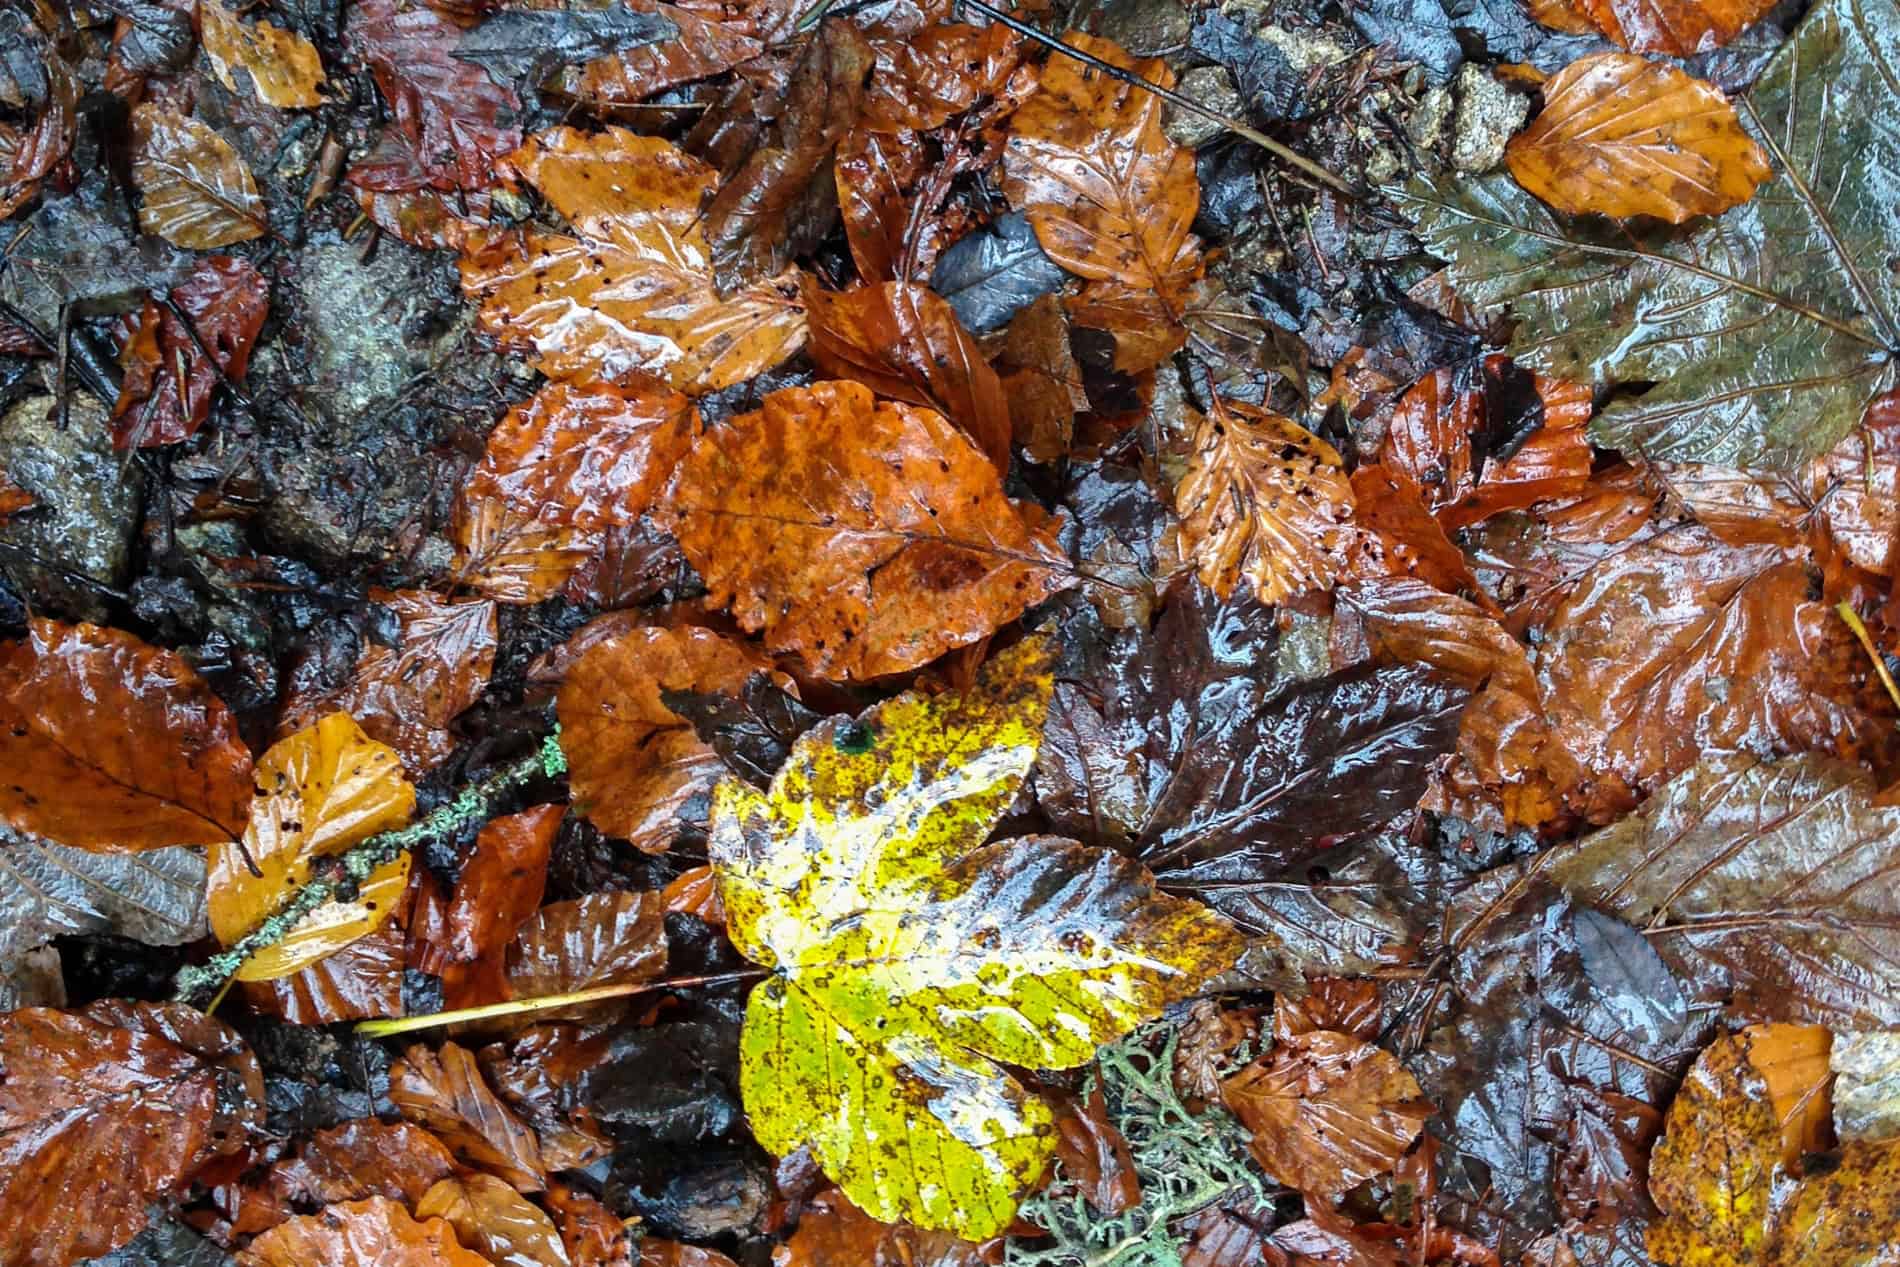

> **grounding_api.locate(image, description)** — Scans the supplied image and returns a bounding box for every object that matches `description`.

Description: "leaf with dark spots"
[455,6,680,98]
[929,212,1072,336]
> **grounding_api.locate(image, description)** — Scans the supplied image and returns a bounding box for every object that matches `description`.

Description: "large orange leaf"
[661,380,1070,679]
[557,625,775,851]
[0,618,252,850]
[460,127,806,394]
[1004,34,1201,372]
[207,713,416,982]
[199,0,326,108]
[0,1002,263,1267]
[1506,53,1770,223]
[452,379,698,604]
[1572,0,1778,54]
[238,1197,493,1267]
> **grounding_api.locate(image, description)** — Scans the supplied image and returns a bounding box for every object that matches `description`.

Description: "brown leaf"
[279,589,496,776]
[506,891,668,1022]
[452,379,698,603]
[461,127,806,393]
[662,864,725,925]
[271,1119,459,1207]
[1506,53,1770,222]
[0,475,31,523]
[997,294,1086,464]
[390,1041,547,1190]
[409,803,559,1008]
[246,918,409,1023]
[1221,1029,1432,1199]
[0,59,77,219]
[1173,998,1260,1104]
[238,1197,494,1267]
[1273,978,1382,1043]
[558,0,779,104]
[1348,464,1490,600]
[835,130,924,284]
[1053,1084,1141,1215]
[777,1188,998,1267]
[0,1002,263,1266]
[862,22,1029,132]
[416,1173,569,1267]
[545,1181,633,1267]
[557,625,774,851]
[1005,34,1201,369]
[110,255,269,449]
[1573,0,1777,54]
[355,188,490,252]
[639,1241,742,1267]
[801,279,1012,472]
[130,103,267,248]
[1747,1023,1835,1166]
[661,380,1070,680]
[0,618,253,850]
[1439,375,1595,530]
[200,0,326,108]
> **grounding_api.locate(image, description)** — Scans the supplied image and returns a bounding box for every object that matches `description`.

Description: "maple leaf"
[0,1002,263,1267]
[660,380,1070,681]
[207,712,415,982]
[199,0,326,108]
[711,639,1243,1236]
[238,1197,493,1267]
[460,126,807,394]
[1504,53,1769,223]
[1399,0,1900,468]
[0,618,253,851]
[130,103,267,248]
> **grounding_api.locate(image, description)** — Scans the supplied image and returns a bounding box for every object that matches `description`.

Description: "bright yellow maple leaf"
[710,638,1244,1238]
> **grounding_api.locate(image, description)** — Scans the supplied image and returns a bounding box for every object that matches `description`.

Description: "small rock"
[1166,67,1243,148]
[1258,23,1349,73]
[1451,65,1529,173]
[1086,0,1190,54]
[0,386,141,622]
[1408,85,1454,151]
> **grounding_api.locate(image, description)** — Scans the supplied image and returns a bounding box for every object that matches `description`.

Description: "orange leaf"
[0,618,253,850]
[1747,1023,1836,1167]
[640,1240,742,1267]
[777,1189,997,1267]
[390,1042,547,1190]
[0,473,32,522]
[546,1180,635,1267]
[271,1120,459,1207]
[199,0,326,108]
[408,803,559,1009]
[1573,0,1777,54]
[863,22,1029,133]
[663,864,725,926]
[661,380,1070,680]
[1506,53,1770,222]
[238,1197,493,1267]
[558,0,776,105]
[416,1173,569,1267]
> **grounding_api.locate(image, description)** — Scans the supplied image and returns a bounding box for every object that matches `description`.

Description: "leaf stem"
[171,732,571,1008]
[353,969,770,1039]
[1835,599,1900,713]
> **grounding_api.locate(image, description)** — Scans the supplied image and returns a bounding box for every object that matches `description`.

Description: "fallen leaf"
[355,187,490,251]
[661,380,1070,680]
[461,127,807,393]
[863,21,1027,132]
[777,1188,997,1266]
[546,1181,634,1267]
[1223,1031,1430,1200]
[640,1241,741,1267]
[557,625,775,851]
[1398,0,1900,468]
[390,1041,547,1190]
[928,211,1071,336]
[409,803,559,1008]
[713,639,1243,1235]
[0,475,31,521]
[1747,1024,1835,1166]
[661,865,724,925]
[1574,0,1777,53]
[199,0,326,108]
[271,1119,459,1207]
[130,103,267,248]
[454,6,679,99]
[998,293,1086,464]
[246,919,409,1024]
[416,1173,570,1267]
[1506,53,1769,222]
[238,1197,494,1267]
[506,892,668,1021]
[1274,979,1383,1043]
[557,0,779,104]
[109,255,269,449]
[1347,463,1491,600]
[207,712,416,982]
[0,618,253,850]
[1054,1085,1141,1215]
[0,1002,263,1267]
[0,830,205,959]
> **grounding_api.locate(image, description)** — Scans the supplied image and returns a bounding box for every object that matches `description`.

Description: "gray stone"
[1258,23,1350,72]
[1166,67,1244,148]
[1086,0,1191,55]
[0,387,142,621]
[1408,84,1454,151]
[1451,65,1529,173]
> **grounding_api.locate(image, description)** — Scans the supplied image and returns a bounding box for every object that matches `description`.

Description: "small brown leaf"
[390,1041,546,1190]
[199,0,326,108]
[409,803,559,1009]
[130,103,267,248]
[271,1119,459,1207]
[1053,1085,1141,1215]
[546,1181,634,1267]
[238,1197,494,1267]
[506,891,668,1023]
[416,1173,569,1267]
[558,0,776,104]
[776,1188,998,1267]
[1573,0,1778,54]
[110,255,269,449]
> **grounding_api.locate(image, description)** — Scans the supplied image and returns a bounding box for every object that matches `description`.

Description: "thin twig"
[355,969,770,1039]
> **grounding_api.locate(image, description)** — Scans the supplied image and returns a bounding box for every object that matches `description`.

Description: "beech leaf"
[238,1197,494,1267]
[0,829,205,959]
[130,104,267,249]
[711,639,1244,1236]
[415,1173,570,1267]
[199,0,326,108]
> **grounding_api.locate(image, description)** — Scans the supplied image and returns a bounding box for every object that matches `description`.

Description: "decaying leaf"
[713,640,1243,1235]
[130,103,267,248]
[556,0,779,104]
[0,1002,263,1266]
[1505,53,1769,223]
[238,1197,494,1267]
[505,891,668,1021]
[778,1188,996,1267]
[0,830,206,960]
[410,803,557,1009]
[207,713,415,982]
[110,254,269,449]
[661,380,1070,680]
[199,0,326,108]
[0,618,252,851]
[271,1119,459,1207]
[461,126,806,393]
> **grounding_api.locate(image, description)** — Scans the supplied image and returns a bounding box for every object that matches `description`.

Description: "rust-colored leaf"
[271,1119,459,1207]
[355,188,490,252]
[640,1241,741,1267]
[777,1188,998,1267]
[662,864,725,925]
[1573,0,1778,54]
[1348,464,1490,600]
[506,892,668,1023]
[461,127,806,393]
[558,0,780,104]
[238,1197,493,1267]
[1273,979,1382,1044]
[130,103,267,248]
[390,1041,546,1190]
[1748,1023,1836,1167]
[863,22,1029,133]
[416,1173,569,1267]
[1506,53,1770,222]
[0,1002,263,1267]
[110,255,269,449]
[0,618,253,850]
[997,294,1086,465]
[557,625,774,851]
[801,279,1012,472]
[546,1181,633,1267]
[409,803,559,1009]
[661,380,1070,680]
[452,379,698,604]
[246,918,410,1024]
[200,0,326,108]
[1222,1029,1432,1199]
[1053,1084,1141,1215]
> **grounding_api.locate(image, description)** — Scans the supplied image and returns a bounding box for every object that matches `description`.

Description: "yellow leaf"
[208,713,416,981]
[711,639,1244,1237]
[199,0,326,109]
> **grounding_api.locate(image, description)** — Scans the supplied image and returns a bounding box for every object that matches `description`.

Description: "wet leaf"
[1505,53,1769,222]
[452,379,697,603]
[640,1242,740,1267]
[390,1041,547,1189]
[454,6,678,97]
[461,127,806,393]
[130,104,266,248]
[270,1119,459,1207]
[558,625,775,851]
[1748,1023,1835,1166]
[0,831,205,959]
[928,211,1072,336]
[199,0,327,108]
[410,803,558,1008]
[712,639,1243,1235]
[109,255,269,449]
[557,0,779,104]
[505,891,668,1020]
[238,1197,494,1267]
[546,1181,634,1267]
[1575,0,1778,53]
[1222,1030,1432,1198]
[777,1188,998,1267]
[1005,34,1201,371]
[661,380,1069,680]
[416,1173,570,1267]
[280,589,497,776]
[1398,0,1900,468]
[207,713,415,982]
[1053,1085,1141,1215]
[0,618,252,851]
[0,1002,263,1266]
